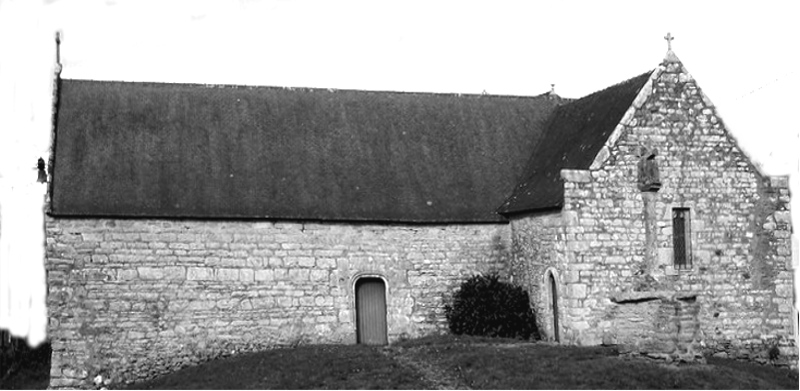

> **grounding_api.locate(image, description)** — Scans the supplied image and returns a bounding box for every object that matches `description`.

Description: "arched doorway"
[549,272,560,342]
[355,277,387,345]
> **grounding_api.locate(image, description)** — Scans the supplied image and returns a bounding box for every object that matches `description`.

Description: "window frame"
[672,207,692,269]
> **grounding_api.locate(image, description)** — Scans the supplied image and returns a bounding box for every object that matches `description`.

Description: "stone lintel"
[560,169,592,183]
[611,290,698,304]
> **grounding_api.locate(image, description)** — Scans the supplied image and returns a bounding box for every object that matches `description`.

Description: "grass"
[3,335,798,389]
[125,344,428,390]
[395,335,799,389]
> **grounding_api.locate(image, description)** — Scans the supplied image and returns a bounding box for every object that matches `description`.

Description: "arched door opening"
[549,272,560,342]
[355,277,387,345]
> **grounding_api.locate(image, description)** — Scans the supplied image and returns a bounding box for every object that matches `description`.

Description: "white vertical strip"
[0,0,54,347]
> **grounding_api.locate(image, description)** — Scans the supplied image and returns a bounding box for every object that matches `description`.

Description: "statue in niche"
[637,146,661,192]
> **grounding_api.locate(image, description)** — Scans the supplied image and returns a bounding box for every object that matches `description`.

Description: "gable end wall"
[555,58,796,365]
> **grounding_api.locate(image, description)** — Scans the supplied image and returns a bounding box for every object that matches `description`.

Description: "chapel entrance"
[355,277,388,345]
[549,273,560,342]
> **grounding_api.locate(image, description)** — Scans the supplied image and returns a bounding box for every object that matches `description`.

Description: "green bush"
[445,274,539,340]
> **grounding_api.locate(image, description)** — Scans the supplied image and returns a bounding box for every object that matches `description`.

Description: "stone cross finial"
[55,31,61,63]
[664,32,674,50]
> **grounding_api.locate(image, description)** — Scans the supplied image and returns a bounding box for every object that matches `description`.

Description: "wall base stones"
[45,217,509,388]
[608,292,703,363]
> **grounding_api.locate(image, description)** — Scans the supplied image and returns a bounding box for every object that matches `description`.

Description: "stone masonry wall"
[607,297,701,361]
[45,217,509,388]
[553,55,796,366]
[509,211,566,341]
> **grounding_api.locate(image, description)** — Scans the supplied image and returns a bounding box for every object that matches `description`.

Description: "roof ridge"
[60,78,565,101]
[564,69,655,105]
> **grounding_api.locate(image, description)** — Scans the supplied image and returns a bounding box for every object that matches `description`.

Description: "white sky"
[38,0,799,174]
[1,0,798,267]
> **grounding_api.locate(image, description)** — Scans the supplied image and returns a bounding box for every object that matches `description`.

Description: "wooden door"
[550,273,560,342]
[356,278,387,345]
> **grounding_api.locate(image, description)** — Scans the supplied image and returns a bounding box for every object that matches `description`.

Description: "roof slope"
[51,80,562,222]
[497,71,652,214]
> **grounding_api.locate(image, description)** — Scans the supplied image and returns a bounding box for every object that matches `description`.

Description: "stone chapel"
[43,45,796,387]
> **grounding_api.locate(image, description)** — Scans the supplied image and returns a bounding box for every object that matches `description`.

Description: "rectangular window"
[672,208,691,269]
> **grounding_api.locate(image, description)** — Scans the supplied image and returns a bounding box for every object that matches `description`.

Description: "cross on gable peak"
[664,32,674,50]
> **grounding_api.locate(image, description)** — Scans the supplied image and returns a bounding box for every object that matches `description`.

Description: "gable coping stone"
[589,67,660,170]
[560,169,592,183]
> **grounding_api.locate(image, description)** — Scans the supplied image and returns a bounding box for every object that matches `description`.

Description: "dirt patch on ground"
[380,345,471,390]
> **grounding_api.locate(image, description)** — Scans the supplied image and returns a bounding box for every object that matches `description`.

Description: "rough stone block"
[606,256,625,264]
[111,233,140,242]
[90,254,109,263]
[216,298,239,309]
[288,269,310,281]
[657,248,673,267]
[240,269,255,282]
[560,169,592,183]
[277,297,293,307]
[316,258,336,269]
[49,378,82,388]
[769,176,790,189]
[573,321,590,331]
[118,269,138,280]
[564,270,580,283]
[315,296,333,306]
[162,266,186,280]
[776,285,793,298]
[695,250,710,265]
[589,147,610,170]
[310,269,329,281]
[255,269,275,281]
[187,267,213,281]
[298,257,316,268]
[81,233,104,242]
[568,283,587,299]
[216,268,239,281]
[137,267,163,280]
[568,241,590,251]
[315,250,344,257]
[299,297,315,306]
[774,211,791,224]
[251,297,274,308]
[267,257,284,267]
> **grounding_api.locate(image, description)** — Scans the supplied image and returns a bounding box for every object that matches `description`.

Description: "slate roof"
[497,71,652,215]
[51,80,563,222]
